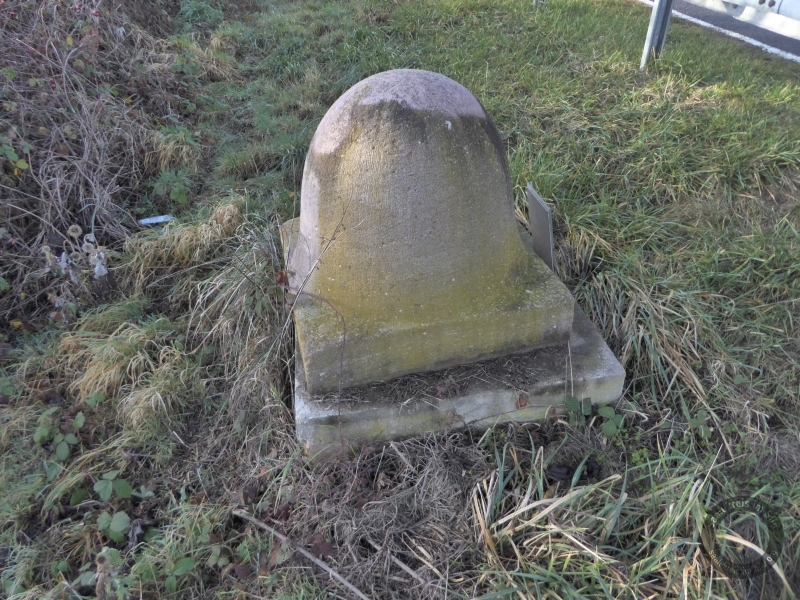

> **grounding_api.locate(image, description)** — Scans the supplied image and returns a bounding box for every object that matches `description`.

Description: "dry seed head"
[210,34,225,51]
[84,233,96,244]
[41,245,51,254]
[82,242,95,253]
[67,224,82,238]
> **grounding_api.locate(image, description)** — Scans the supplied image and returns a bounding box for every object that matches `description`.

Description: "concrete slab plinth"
[293,302,625,460]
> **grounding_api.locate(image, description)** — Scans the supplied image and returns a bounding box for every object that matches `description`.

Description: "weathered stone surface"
[286,69,575,394]
[292,302,626,459]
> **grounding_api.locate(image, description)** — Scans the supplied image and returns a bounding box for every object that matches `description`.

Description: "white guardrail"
[722,0,800,19]
[682,0,800,40]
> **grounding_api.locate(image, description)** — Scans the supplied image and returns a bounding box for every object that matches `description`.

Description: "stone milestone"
[285,69,575,394]
[280,69,625,456]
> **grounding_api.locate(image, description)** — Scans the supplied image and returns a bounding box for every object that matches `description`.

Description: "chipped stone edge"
[292,301,625,461]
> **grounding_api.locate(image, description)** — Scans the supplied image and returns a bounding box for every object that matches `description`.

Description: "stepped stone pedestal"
[280,69,625,458]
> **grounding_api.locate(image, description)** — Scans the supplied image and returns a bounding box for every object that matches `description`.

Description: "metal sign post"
[525,184,555,273]
[641,0,678,68]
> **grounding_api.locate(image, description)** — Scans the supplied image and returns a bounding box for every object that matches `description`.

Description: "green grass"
[2,0,800,598]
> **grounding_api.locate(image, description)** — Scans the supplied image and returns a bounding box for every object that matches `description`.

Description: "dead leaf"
[309,534,334,559]
[273,501,293,521]
[189,491,208,504]
[375,471,390,490]
[240,484,259,506]
[543,482,559,500]
[0,394,10,405]
[257,552,270,576]
[78,427,98,444]
[37,388,61,404]
[220,562,235,580]
[499,540,516,559]
[516,393,528,409]
[267,539,292,567]
[127,518,151,550]
[233,561,252,579]
[49,310,69,324]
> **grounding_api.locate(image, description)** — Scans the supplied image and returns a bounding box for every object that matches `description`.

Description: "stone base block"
[293,302,625,460]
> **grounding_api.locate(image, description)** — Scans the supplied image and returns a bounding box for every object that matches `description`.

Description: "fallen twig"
[365,537,428,586]
[232,509,373,600]
[389,441,415,471]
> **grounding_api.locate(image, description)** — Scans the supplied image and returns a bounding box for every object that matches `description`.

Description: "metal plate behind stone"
[525,183,555,272]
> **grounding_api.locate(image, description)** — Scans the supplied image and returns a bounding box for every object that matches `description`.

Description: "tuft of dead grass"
[124,193,246,296]
[60,317,177,401]
[147,125,202,173]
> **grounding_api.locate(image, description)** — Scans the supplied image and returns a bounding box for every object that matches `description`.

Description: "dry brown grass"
[0,0,212,325]
[146,127,203,174]
[124,194,246,296]
[59,317,179,405]
[166,36,239,82]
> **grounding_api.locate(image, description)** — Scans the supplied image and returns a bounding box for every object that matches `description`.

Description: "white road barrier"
[681,0,800,40]
[637,0,800,65]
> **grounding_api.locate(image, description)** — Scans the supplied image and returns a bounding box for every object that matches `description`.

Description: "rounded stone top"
[290,68,519,298]
[311,69,487,155]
